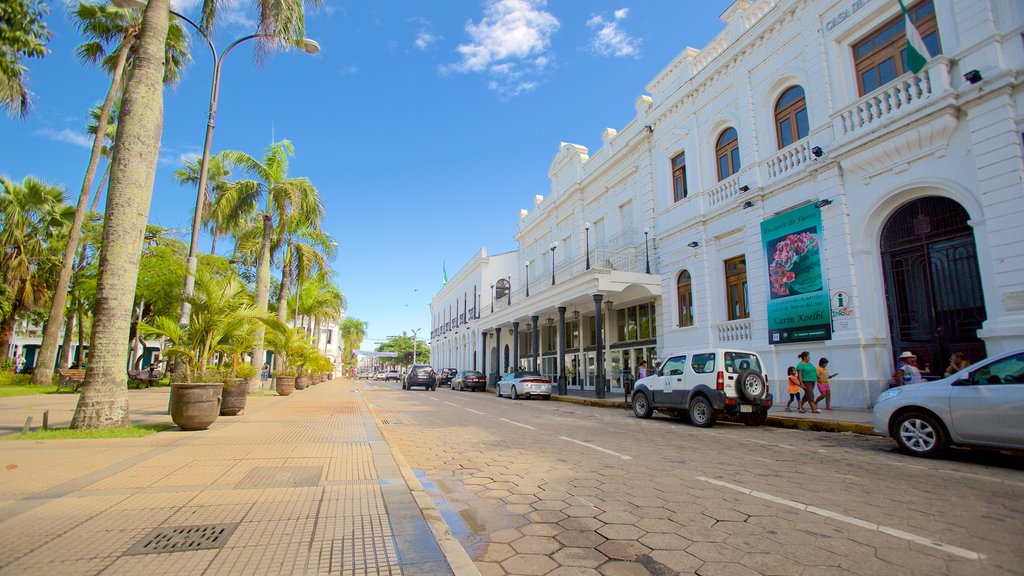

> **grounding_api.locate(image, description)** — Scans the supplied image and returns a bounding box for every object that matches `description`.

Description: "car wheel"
[688,395,717,428]
[632,391,653,418]
[401,383,407,390]
[893,411,947,457]
[496,384,502,397]
[735,369,767,402]
[511,385,519,400]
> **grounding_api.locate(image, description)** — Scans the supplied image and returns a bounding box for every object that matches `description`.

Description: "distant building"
[434,0,1024,406]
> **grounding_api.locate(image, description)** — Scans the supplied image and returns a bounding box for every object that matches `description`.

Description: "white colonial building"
[432,0,1024,407]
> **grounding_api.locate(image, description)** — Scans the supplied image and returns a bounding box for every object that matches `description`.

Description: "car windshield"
[724,352,762,374]
[464,371,483,378]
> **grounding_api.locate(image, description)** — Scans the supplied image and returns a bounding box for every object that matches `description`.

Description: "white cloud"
[415,30,440,50]
[586,8,641,58]
[444,0,559,98]
[158,149,201,167]
[38,128,92,148]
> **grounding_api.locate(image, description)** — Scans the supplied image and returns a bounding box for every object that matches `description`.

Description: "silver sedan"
[873,348,1024,457]
[496,370,552,400]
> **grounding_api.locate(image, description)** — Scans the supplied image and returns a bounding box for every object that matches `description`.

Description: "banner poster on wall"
[761,203,832,345]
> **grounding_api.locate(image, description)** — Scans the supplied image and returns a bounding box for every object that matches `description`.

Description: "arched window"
[774,86,808,149]
[716,127,740,181]
[854,0,941,96]
[677,270,694,327]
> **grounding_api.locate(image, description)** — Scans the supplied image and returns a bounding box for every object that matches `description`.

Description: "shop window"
[672,151,688,202]
[677,270,694,327]
[774,86,808,149]
[716,127,741,181]
[638,304,651,340]
[854,1,940,95]
[725,256,749,320]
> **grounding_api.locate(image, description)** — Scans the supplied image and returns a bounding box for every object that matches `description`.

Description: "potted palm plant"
[140,271,282,430]
[266,327,310,396]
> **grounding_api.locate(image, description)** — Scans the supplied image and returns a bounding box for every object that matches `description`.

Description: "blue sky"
[5,0,730,348]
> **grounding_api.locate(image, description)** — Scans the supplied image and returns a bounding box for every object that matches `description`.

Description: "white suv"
[630,349,772,427]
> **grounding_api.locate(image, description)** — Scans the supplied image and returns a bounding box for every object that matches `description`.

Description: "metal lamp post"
[550,241,558,285]
[643,227,651,274]
[525,262,530,297]
[584,222,591,270]
[490,284,495,313]
[411,328,421,364]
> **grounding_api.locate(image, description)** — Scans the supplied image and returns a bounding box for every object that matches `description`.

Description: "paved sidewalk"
[0,380,471,576]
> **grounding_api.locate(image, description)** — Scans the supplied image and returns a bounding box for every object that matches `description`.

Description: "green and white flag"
[899,0,930,73]
[442,259,448,285]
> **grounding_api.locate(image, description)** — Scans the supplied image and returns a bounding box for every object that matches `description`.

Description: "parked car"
[356,368,373,379]
[384,370,401,382]
[496,370,552,400]
[452,370,486,392]
[630,349,772,427]
[403,364,437,390]
[374,370,386,380]
[873,348,1024,457]
[437,368,458,387]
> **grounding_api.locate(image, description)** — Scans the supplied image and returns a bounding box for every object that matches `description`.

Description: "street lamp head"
[585,222,591,230]
[302,38,321,55]
[550,241,558,251]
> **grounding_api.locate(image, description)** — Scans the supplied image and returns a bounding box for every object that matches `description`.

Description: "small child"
[786,366,802,412]
[816,357,835,410]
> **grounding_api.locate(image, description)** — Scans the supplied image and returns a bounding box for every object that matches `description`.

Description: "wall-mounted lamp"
[508,328,514,336]
[573,309,580,321]
[644,125,653,134]
[687,241,700,248]
[811,146,824,158]
[815,199,833,208]
[742,200,755,209]
[964,69,982,84]
[739,185,750,193]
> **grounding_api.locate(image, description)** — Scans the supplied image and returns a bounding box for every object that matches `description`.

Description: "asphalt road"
[361,380,1024,576]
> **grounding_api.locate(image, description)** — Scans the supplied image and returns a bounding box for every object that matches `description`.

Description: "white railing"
[765,140,813,181]
[716,319,752,343]
[834,58,951,141]
[692,32,729,74]
[745,0,778,29]
[707,172,744,208]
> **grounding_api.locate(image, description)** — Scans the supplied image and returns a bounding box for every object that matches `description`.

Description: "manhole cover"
[125,524,238,555]
[235,465,323,489]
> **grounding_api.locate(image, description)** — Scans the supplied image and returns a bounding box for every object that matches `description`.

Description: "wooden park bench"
[128,367,164,389]
[56,368,87,393]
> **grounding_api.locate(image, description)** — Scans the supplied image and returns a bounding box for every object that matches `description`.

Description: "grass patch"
[5,423,173,440]
[0,373,58,397]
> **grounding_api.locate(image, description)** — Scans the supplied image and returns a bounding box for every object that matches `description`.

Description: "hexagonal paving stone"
[521,523,563,537]
[482,489,512,499]
[532,499,569,511]
[490,528,523,544]
[639,532,692,551]
[740,552,803,576]
[510,535,561,555]
[504,494,539,505]
[486,481,517,491]
[500,554,558,575]
[477,542,515,562]
[556,530,608,548]
[701,506,750,523]
[597,523,646,540]
[559,517,603,531]
[552,546,609,568]
[600,560,655,576]
[635,518,682,533]
[562,505,602,518]
[598,540,651,561]
[547,567,602,576]
[597,510,642,525]
[598,467,628,477]
[648,549,704,573]
[695,561,761,576]
[686,541,744,563]
[527,510,568,523]
[475,561,504,576]
[503,503,534,515]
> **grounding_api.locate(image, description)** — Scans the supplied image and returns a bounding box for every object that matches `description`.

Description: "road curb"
[548,393,875,435]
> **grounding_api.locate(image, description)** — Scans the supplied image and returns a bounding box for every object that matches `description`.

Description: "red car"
[452,370,486,392]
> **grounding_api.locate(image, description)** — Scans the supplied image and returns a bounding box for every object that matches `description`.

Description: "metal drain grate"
[125,523,238,555]
[235,465,323,489]
[380,419,403,425]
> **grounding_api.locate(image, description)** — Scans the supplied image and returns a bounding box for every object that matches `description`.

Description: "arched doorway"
[881,196,987,371]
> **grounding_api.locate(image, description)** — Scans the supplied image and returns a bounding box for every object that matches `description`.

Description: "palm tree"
[217,139,322,379]
[32,2,189,387]
[0,176,73,359]
[293,271,344,352]
[71,0,321,429]
[86,100,119,212]
[0,0,51,118]
[340,317,367,373]
[173,152,233,255]
[277,224,334,328]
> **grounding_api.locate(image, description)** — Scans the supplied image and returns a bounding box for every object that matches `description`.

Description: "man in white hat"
[895,351,923,386]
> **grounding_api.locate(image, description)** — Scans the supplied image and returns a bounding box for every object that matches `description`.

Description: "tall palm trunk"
[0,312,15,361]
[58,307,75,368]
[32,40,133,386]
[90,162,110,213]
[250,214,273,389]
[71,0,169,429]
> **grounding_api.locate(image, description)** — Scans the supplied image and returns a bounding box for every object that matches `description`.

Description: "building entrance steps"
[0,380,476,575]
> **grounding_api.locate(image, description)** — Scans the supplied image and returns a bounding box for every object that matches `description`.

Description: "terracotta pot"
[275,376,295,396]
[220,378,248,416]
[312,374,322,385]
[296,375,310,390]
[170,383,223,431]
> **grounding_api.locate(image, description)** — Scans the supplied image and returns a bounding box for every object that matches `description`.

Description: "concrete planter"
[170,383,223,431]
[275,376,295,396]
[220,378,248,416]
[295,375,310,390]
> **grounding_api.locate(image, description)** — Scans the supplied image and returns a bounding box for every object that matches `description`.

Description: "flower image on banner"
[767,227,822,300]
[760,204,832,345]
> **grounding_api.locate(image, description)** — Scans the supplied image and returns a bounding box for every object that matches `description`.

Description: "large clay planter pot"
[220,379,248,416]
[275,376,295,396]
[170,383,223,431]
[312,374,322,385]
[296,375,310,390]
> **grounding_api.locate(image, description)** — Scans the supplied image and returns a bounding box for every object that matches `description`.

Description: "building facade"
[433,0,1024,406]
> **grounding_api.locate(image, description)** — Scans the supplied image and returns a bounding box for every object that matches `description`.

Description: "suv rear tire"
[688,395,717,428]
[632,391,653,418]
[735,369,766,402]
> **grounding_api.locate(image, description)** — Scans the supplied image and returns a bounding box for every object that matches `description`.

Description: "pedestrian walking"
[785,366,802,412]
[14,353,26,374]
[796,351,819,413]
[260,362,270,381]
[815,357,836,410]
[637,360,648,380]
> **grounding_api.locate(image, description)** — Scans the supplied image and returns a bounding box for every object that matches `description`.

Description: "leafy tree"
[173,152,233,255]
[376,333,429,367]
[340,317,367,372]
[0,0,51,118]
